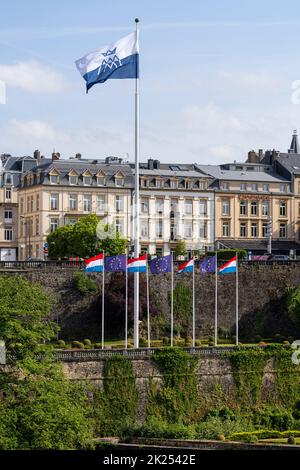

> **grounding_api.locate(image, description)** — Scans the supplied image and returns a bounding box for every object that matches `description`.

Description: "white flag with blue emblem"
[75,32,139,92]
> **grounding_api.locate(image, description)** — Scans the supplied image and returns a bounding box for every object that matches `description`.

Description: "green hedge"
[229,429,300,442]
[206,249,247,260]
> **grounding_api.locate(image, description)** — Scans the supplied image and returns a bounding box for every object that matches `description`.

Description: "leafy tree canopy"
[174,240,187,258]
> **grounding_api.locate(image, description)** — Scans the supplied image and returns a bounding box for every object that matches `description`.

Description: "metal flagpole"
[171,253,174,347]
[125,252,128,349]
[236,252,239,346]
[214,252,218,347]
[133,18,140,349]
[101,251,105,350]
[146,260,150,348]
[192,257,195,347]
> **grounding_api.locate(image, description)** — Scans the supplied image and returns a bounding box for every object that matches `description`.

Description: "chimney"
[148,158,154,170]
[258,149,264,161]
[153,159,160,169]
[52,151,60,162]
[247,150,258,163]
[270,148,279,164]
[75,153,82,159]
[33,149,41,165]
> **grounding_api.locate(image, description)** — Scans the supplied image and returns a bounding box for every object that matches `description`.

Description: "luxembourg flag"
[219,255,237,275]
[178,258,194,274]
[127,254,147,273]
[75,32,139,92]
[85,253,104,273]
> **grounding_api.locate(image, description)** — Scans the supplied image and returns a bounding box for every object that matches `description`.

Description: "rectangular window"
[222,222,230,237]
[50,175,58,184]
[221,181,229,190]
[185,180,192,189]
[280,184,286,193]
[156,198,164,213]
[115,195,124,212]
[251,201,258,216]
[262,223,268,237]
[69,175,78,185]
[69,193,77,210]
[97,194,105,211]
[50,193,58,210]
[262,201,269,216]
[36,194,40,211]
[20,198,24,214]
[170,180,177,189]
[199,200,207,216]
[263,184,269,192]
[279,201,286,217]
[280,223,287,238]
[83,194,91,212]
[50,218,59,232]
[141,198,149,214]
[222,199,230,215]
[115,178,124,187]
[140,221,149,238]
[4,209,12,221]
[199,181,207,190]
[199,221,207,238]
[240,223,247,237]
[83,176,92,186]
[4,228,13,241]
[30,195,34,212]
[251,223,258,238]
[170,223,177,240]
[36,216,39,236]
[240,183,247,191]
[5,188,11,200]
[251,183,258,191]
[184,222,192,238]
[156,179,164,189]
[97,177,105,186]
[240,201,247,215]
[115,217,124,235]
[156,221,163,238]
[185,199,193,215]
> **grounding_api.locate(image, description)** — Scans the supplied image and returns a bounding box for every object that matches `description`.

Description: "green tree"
[0,275,57,358]
[172,282,192,338]
[174,240,187,258]
[0,359,94,450]
[287,285,300,330]
[47,216,127,258]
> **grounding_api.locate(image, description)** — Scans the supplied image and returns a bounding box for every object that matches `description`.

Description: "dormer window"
[97,176,105,186]
[5,173,12,185]
[141,178,148,188]
[69,175,78,185]
[50,174,59,184]
[83,176,92,186]
[199,180,207,190]
[170,179,178,189]
[185,180,192,190]
[115,177,124,187]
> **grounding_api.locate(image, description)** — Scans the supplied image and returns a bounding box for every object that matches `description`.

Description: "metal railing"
[0,259,300,270]
[6,345,263,363]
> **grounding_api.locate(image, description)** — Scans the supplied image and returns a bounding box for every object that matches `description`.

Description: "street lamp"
[20,215,31,260]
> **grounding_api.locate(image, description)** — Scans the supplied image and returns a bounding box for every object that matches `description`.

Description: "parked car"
[270,254,290,261]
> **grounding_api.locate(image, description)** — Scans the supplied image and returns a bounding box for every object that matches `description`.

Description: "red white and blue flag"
[85,253,104,272]
[177,258,194,274]
[127,254,147,273]
[219,255,237,275]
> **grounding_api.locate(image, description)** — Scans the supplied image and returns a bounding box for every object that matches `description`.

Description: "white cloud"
[183,103,249,132]
[0,60,67,93]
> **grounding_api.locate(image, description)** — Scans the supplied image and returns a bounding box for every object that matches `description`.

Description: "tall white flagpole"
[146,259,150,348]
[192,258,195,347]
[236,252,239,346]
[125,252,128,349]
[101,251,105,350]
[214,252,218,347]
[171,254,174,347]
[133,18,140,349]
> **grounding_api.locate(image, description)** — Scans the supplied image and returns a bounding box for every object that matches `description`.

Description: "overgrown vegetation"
[75,271,97,296]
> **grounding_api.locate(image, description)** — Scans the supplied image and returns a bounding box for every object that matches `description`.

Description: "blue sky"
[1,0,300,163]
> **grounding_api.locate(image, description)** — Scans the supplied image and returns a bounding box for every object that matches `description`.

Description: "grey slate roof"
[196,164,289,183]
[276,153,300,175]
[289,132,300,154]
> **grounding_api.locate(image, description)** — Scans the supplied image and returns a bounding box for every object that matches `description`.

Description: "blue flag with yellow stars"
[149,255,172,275]
[104,255,126,272]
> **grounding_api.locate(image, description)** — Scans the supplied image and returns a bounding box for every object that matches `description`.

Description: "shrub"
[94,343,101,349]
[83,339,92,346]
[72,341,85,349]
[139,337,148,347]
[217,434,226,441]
[75,272,97,296]
[162,337,170,345]
[57,340,65,348]
[195,340,202,347]
[288,436,296,445]
[185,336,193,346]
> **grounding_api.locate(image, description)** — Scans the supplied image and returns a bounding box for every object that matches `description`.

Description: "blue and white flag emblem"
[75,32,139,92]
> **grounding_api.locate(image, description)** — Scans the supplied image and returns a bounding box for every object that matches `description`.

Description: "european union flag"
[105,255,126,272]
[199,255,216,274]
[149,255,172,275]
